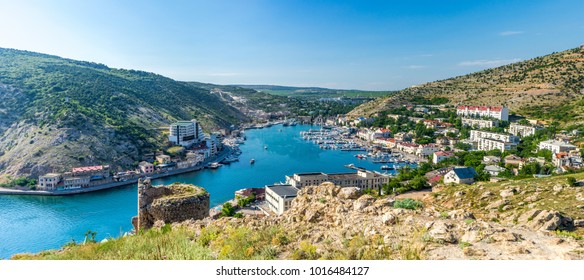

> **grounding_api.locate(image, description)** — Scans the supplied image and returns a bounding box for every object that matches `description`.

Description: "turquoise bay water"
[0,124,403,259]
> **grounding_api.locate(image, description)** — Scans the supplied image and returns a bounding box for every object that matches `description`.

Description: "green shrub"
[566,176,577,187]
[393,199,423,210]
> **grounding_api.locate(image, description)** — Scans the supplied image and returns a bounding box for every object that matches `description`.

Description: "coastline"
[0,147,232,197]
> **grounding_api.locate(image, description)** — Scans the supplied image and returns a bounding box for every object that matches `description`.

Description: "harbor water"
[0,124,413,259]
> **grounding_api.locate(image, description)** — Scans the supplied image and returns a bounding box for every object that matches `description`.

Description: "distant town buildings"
[470,130,520,152]
[456,105,509,121]
[538,140,578,154]
[461,118,499,129]
[508,123,542,137]
[169,120,206,147]
[37,165,111,190]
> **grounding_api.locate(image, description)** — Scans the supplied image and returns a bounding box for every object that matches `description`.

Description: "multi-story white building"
[206,134,220,156]
[461,118,499,129]
[265,184,299,215]
[538,140,578,154]
[477,138,518,152]
[285,169,390,190]
[508,123,542,137]
[470,130,520,144]
[457,105,509,121]
[169,120,205,147]
[38,173,62,190]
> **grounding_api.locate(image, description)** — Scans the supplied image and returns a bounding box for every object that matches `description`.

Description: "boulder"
[338,187,361,199]
[427,220,457,243]
[500,189,515,198]
[463,247,487,257]
[381,213,397,225]
[526,210,573,231]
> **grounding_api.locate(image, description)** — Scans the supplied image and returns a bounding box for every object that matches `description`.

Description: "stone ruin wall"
[132,178,209,231]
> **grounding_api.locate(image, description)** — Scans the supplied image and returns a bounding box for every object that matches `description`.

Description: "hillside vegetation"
[14,173,584,260]
[351,45,584,126]
[0,48,248,178]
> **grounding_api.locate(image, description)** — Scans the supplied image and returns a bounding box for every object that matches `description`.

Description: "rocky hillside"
[351,45,584,126]
[14,173,584,260]
[0,48,249,178]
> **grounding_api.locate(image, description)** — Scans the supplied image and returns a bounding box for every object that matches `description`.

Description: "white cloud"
[458,58,522,67]
[499,31,524,36]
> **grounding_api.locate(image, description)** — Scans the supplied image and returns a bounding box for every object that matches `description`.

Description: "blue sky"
[1,0,583,90]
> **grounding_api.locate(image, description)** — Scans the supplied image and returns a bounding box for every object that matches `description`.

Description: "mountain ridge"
[350,45,584,126]
[0,47,249,178]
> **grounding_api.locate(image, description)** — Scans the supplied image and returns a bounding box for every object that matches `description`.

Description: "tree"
[221,202,236,217]
[409,176,429,190]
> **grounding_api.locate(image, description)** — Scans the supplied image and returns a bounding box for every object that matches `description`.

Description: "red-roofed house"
[433,151,455,164]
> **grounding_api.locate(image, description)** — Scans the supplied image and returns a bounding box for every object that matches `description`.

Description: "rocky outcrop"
[133,178,209,231]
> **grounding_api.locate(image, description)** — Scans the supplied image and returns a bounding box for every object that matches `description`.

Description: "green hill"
[351,45,584,127]
[0,48,248,178]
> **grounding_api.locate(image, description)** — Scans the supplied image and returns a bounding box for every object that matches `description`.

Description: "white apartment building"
[538,140,578,154]
[461,118,499,129]
[477,138,518,152]
[508,123,542,137]
[470,130,520,144]
[265,184,299,215]
[169,120,205,147]
[457,106,509,121]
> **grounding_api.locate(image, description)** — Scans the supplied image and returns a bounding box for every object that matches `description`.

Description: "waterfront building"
[138,161,154,173]
[433,151,454,164]
[444,167,477,185]
[265,184,299,215]
[396,141,419,154]
[508,123,542,137]
[38,173,62,190]
[285,169,390,190]
[156,154,172,164]
[206,134,220,156]
[461,118,499,129]
[169,120,205,147]
[373,137,399,149]
[416,144,441,157]
[538,140,578,154]
[456,105,509,121]
[63,176,90,189]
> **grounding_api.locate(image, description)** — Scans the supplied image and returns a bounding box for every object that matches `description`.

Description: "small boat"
[381,165,395,170]
[207,162,221,169]
[264,145,268,150]
[250,159,255,164]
